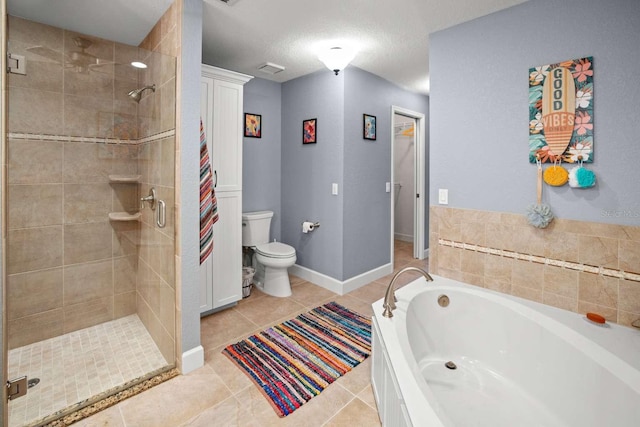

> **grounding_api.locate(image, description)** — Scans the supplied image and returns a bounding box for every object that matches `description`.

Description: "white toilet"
[242,211,296,297]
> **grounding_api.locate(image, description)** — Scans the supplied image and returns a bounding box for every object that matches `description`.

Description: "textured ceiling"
[7,0,527,95]
[201,0,527,94]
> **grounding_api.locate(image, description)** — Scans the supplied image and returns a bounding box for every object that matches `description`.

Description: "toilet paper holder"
[302,221,320,233]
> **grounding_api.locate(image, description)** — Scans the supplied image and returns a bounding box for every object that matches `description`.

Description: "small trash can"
[242,267,255,298]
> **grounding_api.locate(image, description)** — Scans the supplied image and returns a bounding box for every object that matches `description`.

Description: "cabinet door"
[199,192,242,313]
[211,191,243,309]
[211,79,243,192]
[200,249,213,313]
[200,76,214,170]
[199,76,215,314]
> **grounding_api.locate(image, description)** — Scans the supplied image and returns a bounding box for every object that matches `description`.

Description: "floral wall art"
[529,57,593,163]
[244,113,262,138]
[303,118,317,144]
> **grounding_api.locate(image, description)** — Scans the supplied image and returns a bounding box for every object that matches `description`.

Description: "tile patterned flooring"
[72,241,427,427]
[8,314,168,427]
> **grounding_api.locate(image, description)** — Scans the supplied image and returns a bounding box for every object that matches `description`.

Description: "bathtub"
[371,275,640,426]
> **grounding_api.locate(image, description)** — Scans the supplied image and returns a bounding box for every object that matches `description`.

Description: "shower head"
[128,84,156,102]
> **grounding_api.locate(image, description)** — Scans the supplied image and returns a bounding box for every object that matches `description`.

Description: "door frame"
[2,0,8,421]
[390,106,426,265]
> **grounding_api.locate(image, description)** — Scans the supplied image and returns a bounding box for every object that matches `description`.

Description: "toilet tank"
[242,210,274,246]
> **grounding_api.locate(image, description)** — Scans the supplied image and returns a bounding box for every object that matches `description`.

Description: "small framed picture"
[363,114,376,140]
[244,113,262,138]
[303,118,317,144]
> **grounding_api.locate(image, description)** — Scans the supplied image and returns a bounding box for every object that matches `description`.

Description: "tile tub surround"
[429,206,640,326]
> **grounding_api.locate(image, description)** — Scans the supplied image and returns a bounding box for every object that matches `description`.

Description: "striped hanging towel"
[200,118,218,264]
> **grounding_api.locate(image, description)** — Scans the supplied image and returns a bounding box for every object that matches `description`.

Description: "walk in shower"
[4,12,177,426]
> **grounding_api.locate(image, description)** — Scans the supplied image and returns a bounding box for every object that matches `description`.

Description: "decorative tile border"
[7,129,175,145]
[138,129,176,144]
[439,238,640,283]
[36,367,179,427]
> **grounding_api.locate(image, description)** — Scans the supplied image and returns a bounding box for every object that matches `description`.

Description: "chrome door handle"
[157,200,166,228]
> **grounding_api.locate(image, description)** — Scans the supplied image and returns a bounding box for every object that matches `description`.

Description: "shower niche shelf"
[108,212,142,222]
[109,174,142,183]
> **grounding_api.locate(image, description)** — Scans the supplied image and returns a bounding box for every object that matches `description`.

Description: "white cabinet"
[200,64,252,314]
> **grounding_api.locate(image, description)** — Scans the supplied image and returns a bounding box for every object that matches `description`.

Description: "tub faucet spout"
[382,267,433,318]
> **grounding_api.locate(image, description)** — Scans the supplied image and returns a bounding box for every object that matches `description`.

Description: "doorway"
[390,106,426,267]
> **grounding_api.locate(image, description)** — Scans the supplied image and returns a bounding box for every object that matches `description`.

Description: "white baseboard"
[394,233,414,243]
[290,263,393,295]
[289,264,343,294]
[181,345,204,374]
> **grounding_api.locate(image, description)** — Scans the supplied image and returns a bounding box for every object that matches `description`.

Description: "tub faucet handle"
[382,267,433,318]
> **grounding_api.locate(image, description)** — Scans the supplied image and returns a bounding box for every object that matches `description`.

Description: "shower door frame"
[389,106,427,264]
[1,0,8,423]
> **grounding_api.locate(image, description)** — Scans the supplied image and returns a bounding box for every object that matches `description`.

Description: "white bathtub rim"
[400,276,640,394]
[372,274,640,425]
[372,304,450,426]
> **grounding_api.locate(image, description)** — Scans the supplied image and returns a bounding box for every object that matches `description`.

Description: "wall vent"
[257,62,285,75]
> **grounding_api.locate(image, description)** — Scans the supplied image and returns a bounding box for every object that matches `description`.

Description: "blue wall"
[244,67,429,282]
[430,0,640,225]
[281,70,345,280]
[343,67,429,279]
[243,78,282,240]
[179,0,203,365]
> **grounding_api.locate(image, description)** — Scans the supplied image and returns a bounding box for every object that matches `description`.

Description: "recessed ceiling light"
[131,61,147,69]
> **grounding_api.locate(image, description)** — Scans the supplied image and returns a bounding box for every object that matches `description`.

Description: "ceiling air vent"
[257,62,285,75]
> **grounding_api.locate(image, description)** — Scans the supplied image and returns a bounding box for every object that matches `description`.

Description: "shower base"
[8,314,168,427]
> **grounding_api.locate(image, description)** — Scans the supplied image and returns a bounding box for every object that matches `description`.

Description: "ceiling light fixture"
[318,47,355,76]
[131,61,147,69]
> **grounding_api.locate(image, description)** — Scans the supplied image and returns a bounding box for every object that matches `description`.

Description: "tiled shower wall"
[135,2,178,364]
[6,17,142,349]
[6,13,177,361]
[429,206,640,327]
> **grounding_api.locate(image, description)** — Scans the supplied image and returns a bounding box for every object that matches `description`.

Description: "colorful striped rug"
[222,302,372,417]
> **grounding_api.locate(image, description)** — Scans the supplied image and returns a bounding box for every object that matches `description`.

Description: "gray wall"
[243,78,282,240]
[179,0,202,361]
[278,67,428,282]
[343,67,429,279]
[430,0,640,225]
[281,70,345,280]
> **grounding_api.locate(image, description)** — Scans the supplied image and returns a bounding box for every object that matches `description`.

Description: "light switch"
[386,182,391,193]
[332,183,339,195]
[438,189,449,205]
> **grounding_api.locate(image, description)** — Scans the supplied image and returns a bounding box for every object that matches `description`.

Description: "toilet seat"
[255,242,295,259]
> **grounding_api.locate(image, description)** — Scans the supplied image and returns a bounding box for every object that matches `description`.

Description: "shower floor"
[8,314,168,427]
